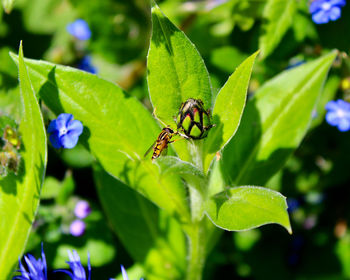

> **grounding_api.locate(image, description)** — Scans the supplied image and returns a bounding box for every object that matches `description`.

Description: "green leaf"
[155,156,206,193]
[310,74,340,129]
[2,0,15,13]
[205,186,291,233]
[204,51,259,171]
[259,0,297,59]
[94,165,186,279]
[221,51,337,187]
[0,43,47,278]
[10,53,190,222]
[147,3,212,127]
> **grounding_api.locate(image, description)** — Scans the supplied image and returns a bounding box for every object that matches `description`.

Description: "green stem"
[185,140,207,280]
[186,220,207,280]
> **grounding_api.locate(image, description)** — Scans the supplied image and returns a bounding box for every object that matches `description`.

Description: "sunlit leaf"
[0,43,47,278]
[205,186,291,233]
[204,51,258,171]
[10,53,190,222]
[221,51,337,187]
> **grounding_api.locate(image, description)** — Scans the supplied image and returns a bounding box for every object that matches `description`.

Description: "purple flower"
[48,113,83,149]
[70,220,86,237]
[67,19,91,40]
[325,99,350,131]
[309,0,346,24]
[78,56,97,74]
[74,200,91,219]
[13,243,47,280]
[55,250,91,280]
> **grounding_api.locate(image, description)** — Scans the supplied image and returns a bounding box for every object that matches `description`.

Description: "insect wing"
[144,141,156,158]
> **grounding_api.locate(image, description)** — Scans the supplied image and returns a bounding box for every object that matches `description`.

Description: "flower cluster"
[14,245,138,280]
[309,0,346,24]
[325,99,350,132]
[70,200,92,237]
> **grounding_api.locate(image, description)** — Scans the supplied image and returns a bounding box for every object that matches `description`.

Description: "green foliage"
[205,186,291,233]
[221,51,337,187]
[147,4,212,127]
[10,53,191,223]
[204,51,259,171]
[0,43,47,278]
[259,0,297,59]
[0,0,343,279]
[94,165,187,279]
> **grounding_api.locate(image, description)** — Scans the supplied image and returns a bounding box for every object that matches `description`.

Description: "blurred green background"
[1,0,350,279]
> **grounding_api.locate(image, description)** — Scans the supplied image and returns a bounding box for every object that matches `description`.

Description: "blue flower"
[70,219,86,237]
[55,250,91,280]
[13,243,47,280]
[74,200,91,219]
[78,56,97,74]
[48,113,83,149]
[67,19,91,40]
[116,265,143,280]
[325,99,350,132]
[309,0,346,24]
[121,265,129,280]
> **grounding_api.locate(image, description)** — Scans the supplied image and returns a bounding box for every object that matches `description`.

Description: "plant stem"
[185,140,207,280]
[186,220,207,280]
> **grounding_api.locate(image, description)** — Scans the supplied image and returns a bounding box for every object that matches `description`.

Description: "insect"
[145,107,189,160]
[144,126,178,160]
[176,98,214,139]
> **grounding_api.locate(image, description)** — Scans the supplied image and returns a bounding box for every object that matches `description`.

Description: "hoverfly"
[144,126,188,160]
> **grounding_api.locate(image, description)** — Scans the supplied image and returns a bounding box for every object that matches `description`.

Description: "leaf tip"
[18,41,24,59]
[151,0,160,10]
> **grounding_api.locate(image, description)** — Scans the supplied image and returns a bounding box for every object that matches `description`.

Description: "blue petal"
[66,19,91,40]
[67,120,84,137]
[310,0,326,13]
[325,100,339,111]
[60,133,79,149]
[312,9,330,24]
[325,111,340,126]
[56,113,73,129]
[41,243,47,279]
[337,117,350,131]
[47,119,58,133]
[329,0,346,7]
[24,255,38,275]
[78,56,98,74]
[87,253,91,280]
[329,6,341,20]
[121,265,130,280]
[49,132,63,149]
[337,99,350,111]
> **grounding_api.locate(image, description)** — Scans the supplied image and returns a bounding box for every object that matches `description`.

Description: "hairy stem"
[186,220,207,280]
[185,140,207,280]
